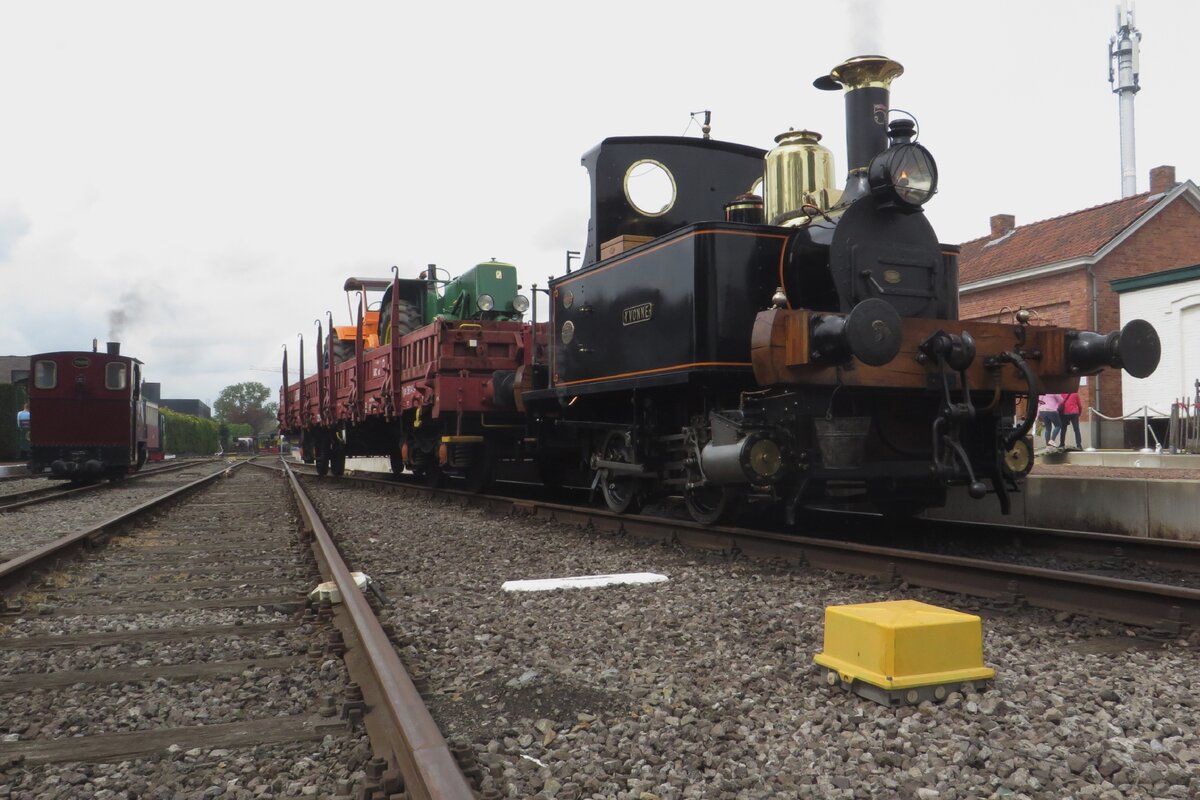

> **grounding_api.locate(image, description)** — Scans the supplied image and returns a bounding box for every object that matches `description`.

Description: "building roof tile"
[958,191,1163,283]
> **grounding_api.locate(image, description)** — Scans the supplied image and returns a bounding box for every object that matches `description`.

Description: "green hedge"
[0,384,17,461]
[162,408,220,455]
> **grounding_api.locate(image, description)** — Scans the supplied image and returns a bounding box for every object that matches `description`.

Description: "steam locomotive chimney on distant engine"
[106,342,120,356]
[814,55,904,205]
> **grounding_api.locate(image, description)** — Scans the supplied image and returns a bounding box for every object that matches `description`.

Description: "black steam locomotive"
[511,55,1161,523]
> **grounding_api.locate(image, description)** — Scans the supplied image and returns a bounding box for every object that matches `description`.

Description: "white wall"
[1119,279,1200,415]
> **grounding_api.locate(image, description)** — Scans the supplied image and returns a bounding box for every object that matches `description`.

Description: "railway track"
[0,460,478,798]
[280,459,1200,635]
[283,460,1200,798]
[0,459,218,512]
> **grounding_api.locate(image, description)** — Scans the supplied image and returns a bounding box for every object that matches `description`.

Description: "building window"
[34,360,57,389]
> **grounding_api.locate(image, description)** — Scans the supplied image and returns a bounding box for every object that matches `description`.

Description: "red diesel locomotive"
[27,342,163,480]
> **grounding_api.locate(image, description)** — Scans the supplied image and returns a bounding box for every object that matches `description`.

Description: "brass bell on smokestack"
[815,55,904,204]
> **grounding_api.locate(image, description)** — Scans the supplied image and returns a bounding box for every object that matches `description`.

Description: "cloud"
[0,202,32,262]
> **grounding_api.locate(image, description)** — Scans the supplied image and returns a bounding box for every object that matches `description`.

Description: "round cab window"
[624,159,676,217]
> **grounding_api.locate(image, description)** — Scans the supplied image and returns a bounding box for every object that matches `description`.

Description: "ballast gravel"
[0,736,374,799]
[305,478,1200,800]
[0,462,232,556]
[0,465,373,799]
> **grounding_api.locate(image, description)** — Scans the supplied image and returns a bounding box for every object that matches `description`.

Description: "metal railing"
[1087,377,1200,453]
[1087,403,1171,453]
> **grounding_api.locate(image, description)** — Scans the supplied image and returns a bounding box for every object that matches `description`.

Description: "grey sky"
[2,0,1196,404]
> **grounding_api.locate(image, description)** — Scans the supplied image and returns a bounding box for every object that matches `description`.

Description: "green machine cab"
[377,260,530,344]
[429,260,528,323]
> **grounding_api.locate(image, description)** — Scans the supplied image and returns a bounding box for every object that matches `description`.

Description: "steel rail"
[532,504,1200,633]
[286,465,1200,634]
[0,462,240,596]
[280,460,475,800]
[912,517,1200,573]
[0,459,223,512]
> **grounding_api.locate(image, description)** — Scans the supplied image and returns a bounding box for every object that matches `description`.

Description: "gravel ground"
[306,478,1200,800]
[0,466,374,799]
[1,738,373,799]
[0,461,233,557]
[0,476,43,499]
[7,629,306,674]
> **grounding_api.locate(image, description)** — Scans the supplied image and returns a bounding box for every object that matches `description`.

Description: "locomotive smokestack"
[106,342,120,356]
[814,55,904,204]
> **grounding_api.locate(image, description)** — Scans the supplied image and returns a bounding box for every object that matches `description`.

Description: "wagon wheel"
[425,460,446,488]
[684,484,739,526]
[315,435,330,476]
[598,430,641,515]
[299,432,315,464]
[389,443,405,478]
[462,443,493,494]
[330,451,346,477]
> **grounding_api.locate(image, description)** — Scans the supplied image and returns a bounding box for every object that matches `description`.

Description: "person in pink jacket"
[1059,392,1083,449]
[1037,393,1062,446]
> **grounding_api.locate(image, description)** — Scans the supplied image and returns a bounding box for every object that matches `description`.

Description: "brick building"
[957,165,1200,428]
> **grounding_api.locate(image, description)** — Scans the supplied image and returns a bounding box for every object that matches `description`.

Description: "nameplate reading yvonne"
[622,303,653,325]
[501,572,669,592]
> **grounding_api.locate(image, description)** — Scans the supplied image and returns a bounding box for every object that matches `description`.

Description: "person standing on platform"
[1037,393,1062,448]
[16,402,31,460]
[1059,391,1082,450]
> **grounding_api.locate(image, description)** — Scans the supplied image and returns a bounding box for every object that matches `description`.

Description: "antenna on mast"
[1108,1,1142,197]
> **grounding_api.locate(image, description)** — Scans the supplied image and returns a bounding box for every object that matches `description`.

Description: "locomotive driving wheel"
[598,430,641,515]
[684,484,738,526]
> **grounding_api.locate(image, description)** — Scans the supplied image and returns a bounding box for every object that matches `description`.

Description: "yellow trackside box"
[814,600,995,706]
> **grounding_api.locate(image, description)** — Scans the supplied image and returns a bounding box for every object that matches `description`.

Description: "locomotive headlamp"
[869,119,937,208]
[477,294,495,312]
[512,294,530,314]
[869,143,937,207]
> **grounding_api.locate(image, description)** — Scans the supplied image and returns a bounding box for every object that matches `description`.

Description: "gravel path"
[306,478,1200,800]
[0,461,232,558]
[0,466,373,799]
[0,476,43,499]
